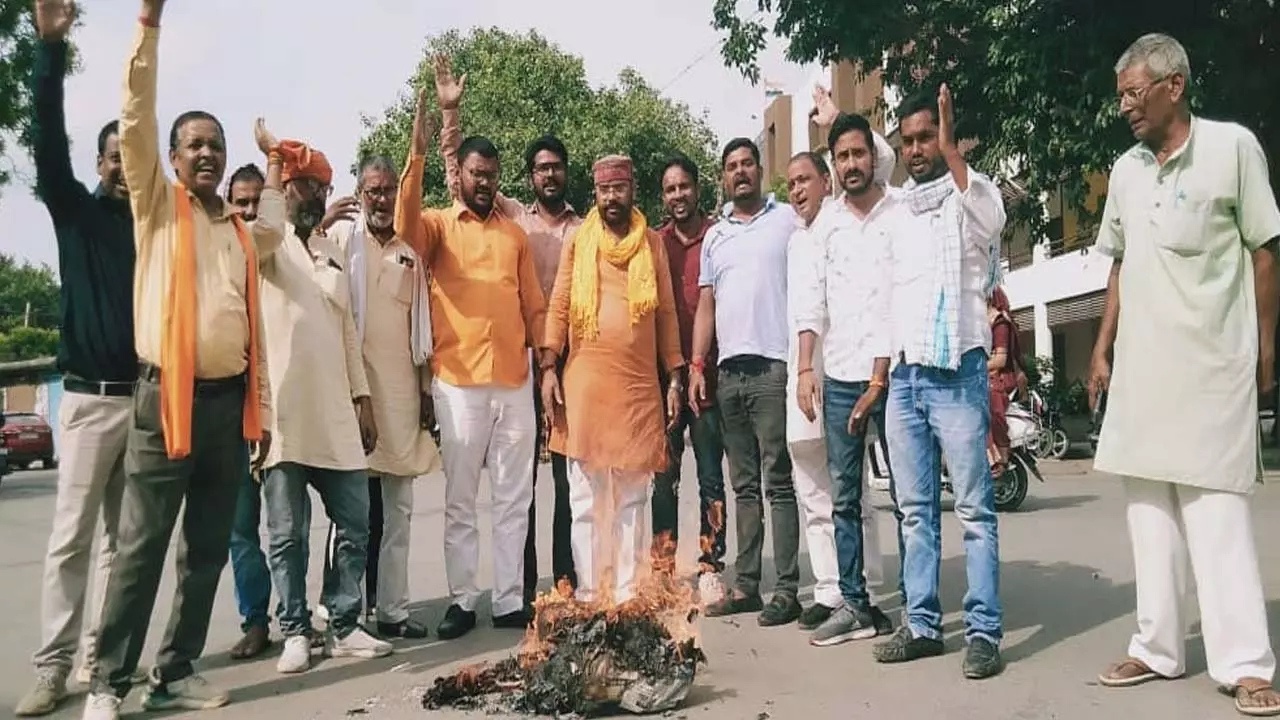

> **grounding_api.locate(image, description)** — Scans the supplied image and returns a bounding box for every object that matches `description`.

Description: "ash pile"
[422,569,709,717]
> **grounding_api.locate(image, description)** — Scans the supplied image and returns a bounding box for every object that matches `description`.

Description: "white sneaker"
[276,635,311,674]
[326,627,392,659]
[314,605,330,622]
[139,673,229,711]
[80,693,121,720]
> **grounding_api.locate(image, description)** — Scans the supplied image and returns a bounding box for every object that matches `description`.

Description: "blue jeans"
[229,456,310,632]
[821,377,884,611]
[264,463,369,638]
[885,348,1002,645]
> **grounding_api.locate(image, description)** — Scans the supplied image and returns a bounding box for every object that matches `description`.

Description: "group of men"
[10,0,1280,716]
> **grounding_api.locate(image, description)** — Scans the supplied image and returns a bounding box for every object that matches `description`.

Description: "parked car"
[1,412,55,470]
[0,413,9,479]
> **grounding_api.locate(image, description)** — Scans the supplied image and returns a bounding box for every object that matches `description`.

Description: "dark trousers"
[92,371,245,696]
[717,356,800,598]
[323,475,381,613]
[652,404,728,570]
[525,355,575,603]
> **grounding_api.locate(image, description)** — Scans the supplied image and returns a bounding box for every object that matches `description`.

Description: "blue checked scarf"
[903,173,1002,370]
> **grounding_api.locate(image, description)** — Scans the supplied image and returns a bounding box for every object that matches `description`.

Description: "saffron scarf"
[164,183,263,459]
[569,206,658,341]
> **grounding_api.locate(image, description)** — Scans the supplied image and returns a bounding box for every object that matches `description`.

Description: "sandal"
[1098,658,1171,688]
[1223,678,1280,717]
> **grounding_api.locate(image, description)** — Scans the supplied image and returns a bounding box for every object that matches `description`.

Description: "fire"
[423,525,712,716]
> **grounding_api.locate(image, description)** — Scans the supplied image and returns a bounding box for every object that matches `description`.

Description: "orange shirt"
[395,153,547,388]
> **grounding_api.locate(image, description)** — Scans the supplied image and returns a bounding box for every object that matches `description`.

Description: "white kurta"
[258,228,370,471]
[330,223,440,478]
[1094,117,1280,493]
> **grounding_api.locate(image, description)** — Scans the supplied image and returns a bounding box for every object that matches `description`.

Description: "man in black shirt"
[16,1,141,716]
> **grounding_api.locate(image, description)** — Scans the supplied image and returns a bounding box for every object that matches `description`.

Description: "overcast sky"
[0,0,810,275]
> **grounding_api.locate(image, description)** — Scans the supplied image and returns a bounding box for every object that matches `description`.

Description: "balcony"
[1003,223,1099,273]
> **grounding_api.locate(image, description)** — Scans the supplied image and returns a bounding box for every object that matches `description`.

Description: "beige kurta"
[258,227,370,471]
[544,226,685,473]
[1094,117,1280,493]
[331,223,440,477]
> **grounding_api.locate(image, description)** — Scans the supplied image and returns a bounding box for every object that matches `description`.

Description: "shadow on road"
[0,471,59,500]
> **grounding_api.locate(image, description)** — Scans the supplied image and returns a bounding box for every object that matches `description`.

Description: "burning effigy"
[422,509,724,717]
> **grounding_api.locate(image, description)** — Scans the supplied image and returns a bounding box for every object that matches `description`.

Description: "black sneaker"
[492,609,531,630]
[873,625,945,664]
[757,594,802,627]
[798,603,836,631]
[704,594,764,618]
[962,638,1004,679]
[870,606,893,636]
[436,604,477,640]
[376,618,429,639]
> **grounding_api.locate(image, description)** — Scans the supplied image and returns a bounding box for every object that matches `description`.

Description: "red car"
[1,412,56,470]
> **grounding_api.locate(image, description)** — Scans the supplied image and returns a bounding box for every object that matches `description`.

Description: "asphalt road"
[0,457,1274,719]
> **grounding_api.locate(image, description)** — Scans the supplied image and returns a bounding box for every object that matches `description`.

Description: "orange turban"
[276,139,333,186]
[593,155,633,185]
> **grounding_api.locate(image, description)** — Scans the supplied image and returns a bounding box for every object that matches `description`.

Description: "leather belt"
[63,376,135,397]
[137,363,246,395]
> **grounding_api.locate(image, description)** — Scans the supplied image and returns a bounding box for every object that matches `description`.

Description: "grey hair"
[356,154,399,189]
[1115,33,1191,82]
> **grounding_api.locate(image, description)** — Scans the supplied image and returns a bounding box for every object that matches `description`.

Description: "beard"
[292,199,326,231]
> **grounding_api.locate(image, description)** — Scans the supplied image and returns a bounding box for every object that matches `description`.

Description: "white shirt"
[890,171,1006,366]
[792,194,897,383]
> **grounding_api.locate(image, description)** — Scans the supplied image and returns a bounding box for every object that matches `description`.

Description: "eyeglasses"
[1117,76,1169,107]
[361,186,397,200]
[531,162,564,176]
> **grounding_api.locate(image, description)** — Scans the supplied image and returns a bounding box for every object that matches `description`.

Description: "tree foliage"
[357,28,721,224]
[0,252,59,361]
[0,0,78,193]
[713,0,1280,231]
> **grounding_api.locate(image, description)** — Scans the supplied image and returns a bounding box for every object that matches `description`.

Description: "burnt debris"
[422,574,706,717]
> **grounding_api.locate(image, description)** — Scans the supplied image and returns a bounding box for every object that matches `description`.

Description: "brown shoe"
[230,625,271,660]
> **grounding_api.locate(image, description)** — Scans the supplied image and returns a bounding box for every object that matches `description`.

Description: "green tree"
[0,326,58,361]
[0,252,59,333]
[0,0,79,193]
[357,28,720,224]
[712,0,1280,230]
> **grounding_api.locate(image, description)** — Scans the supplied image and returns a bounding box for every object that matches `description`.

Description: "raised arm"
[31,1,88,216]
[119,0,170,237]
[435,55,521,217]
[248,119,286,259]
[395,88,443,262]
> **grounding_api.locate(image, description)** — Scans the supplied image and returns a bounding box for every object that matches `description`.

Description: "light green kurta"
[1094,117,1280,493]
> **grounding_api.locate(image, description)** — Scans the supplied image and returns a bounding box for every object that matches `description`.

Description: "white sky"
[0,0,810,275]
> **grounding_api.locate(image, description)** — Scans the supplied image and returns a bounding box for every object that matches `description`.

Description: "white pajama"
[32,392,129,674]
[1124,477,1275,685]
[375,474,415,624]
[787,439,841,608]
[433,376,536,616]
[567,460,651,605]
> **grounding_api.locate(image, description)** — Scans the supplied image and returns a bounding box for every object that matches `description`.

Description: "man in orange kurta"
[541,155,685,605]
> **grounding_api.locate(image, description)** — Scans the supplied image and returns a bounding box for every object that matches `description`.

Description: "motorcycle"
[866,393,1045,512]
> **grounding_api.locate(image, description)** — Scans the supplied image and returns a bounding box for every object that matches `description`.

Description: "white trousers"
[788,439,841,608]
[375,474,415,624]
[433,376,535,616]
[33,392,129,673]
[567,460,651,605]
[1124,477,1276,684]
